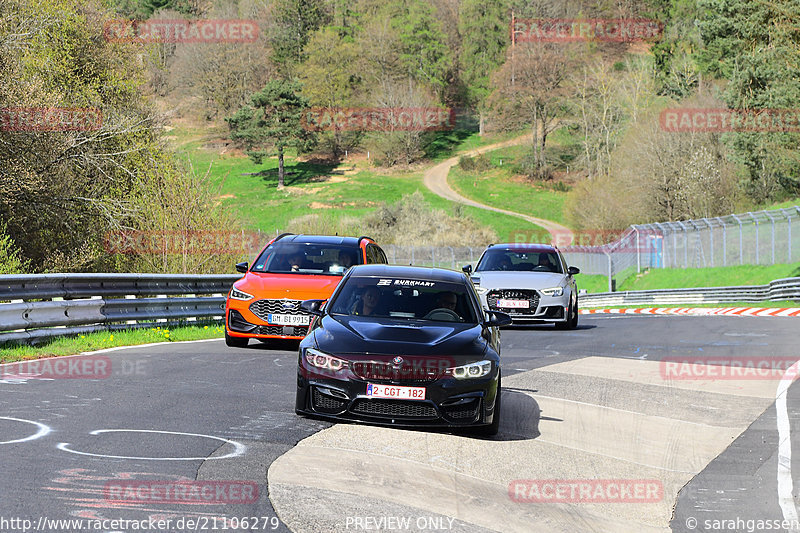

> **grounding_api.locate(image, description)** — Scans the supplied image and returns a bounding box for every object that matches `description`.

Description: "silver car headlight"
[448,360,492,379]
[229,286,254,301]
[540,287,563,297]
[475,287,489,295]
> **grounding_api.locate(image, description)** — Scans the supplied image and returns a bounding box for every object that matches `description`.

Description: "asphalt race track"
[0,315,797,533]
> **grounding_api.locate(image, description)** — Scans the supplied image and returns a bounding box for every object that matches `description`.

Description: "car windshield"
[476,249,562,274]
[250,242,361,275]
[329,276,478,323]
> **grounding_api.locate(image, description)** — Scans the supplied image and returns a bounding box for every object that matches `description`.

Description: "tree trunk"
[479,111,485,136]
[278,145,285,188]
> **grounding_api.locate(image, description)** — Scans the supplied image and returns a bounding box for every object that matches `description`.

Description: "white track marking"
[57,429,246,460]
[0,416,52,444]
[776,360,800,525]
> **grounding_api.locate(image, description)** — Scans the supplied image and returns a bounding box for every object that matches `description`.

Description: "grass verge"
[576,264,800,294]
[580,301,800,309]
[0,323,225,362]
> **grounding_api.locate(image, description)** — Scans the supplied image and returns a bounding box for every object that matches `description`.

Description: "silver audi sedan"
[463,243,580,329]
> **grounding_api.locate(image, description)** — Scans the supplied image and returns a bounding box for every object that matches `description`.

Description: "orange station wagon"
[225,234,388,347]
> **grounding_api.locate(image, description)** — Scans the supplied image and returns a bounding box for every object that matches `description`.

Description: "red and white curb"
[579,307,800,317]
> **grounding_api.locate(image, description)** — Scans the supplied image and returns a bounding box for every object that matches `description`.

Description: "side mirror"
[567,266,580,276]
[300,299,325,317]
[235,262,249,273]
[485,310,512,327]
[462,264,473,274]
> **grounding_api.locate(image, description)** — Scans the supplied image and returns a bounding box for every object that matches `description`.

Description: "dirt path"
[423,134,574,242]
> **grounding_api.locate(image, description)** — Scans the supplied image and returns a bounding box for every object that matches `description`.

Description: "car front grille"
[249,299,304,321]
[256,325,308,337]
[351,362,443,383]
[487,289,539,315]
[351,399,437,419]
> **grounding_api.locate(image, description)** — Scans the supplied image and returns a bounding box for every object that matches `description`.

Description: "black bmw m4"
[295,264,511,435]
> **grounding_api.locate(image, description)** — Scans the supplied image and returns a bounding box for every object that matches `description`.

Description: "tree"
[269,0,330,73]
[458,0,509,134]
[226,80,316,187]
[390,0,452,99]
[299,27,362,158]
[697,0,800,201]
[488,43,572,178]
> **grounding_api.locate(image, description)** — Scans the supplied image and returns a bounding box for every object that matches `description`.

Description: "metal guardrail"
[0,274,241,345]
[579,277,800,307]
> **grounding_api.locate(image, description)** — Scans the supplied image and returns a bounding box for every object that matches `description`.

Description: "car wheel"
[555,299,578,330]
[473,377,501,437]
[225,330,249,348]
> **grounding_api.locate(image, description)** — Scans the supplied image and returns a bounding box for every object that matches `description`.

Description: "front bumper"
[295,362,500,429]
[480,290,570,323]
[226,309,309,340]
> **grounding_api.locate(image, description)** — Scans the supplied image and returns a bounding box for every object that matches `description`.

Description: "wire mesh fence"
[561,206,800,291]
[237,206,799,291]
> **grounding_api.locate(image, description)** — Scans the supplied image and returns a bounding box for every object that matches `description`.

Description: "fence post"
[764,211,776,265]
[702,218,714,267]
[449,246,455,269]
[677,221,689,268]
[748,212,759,264]
[717,217,727,267]
[732,214,744,265]
[604,248,613,292]
[411,246,415,266]
[634,226,641,273]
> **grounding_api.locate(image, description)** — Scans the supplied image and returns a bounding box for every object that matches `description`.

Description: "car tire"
[555,299,578,330]
[225,330,249,348]
[474,377,501,437]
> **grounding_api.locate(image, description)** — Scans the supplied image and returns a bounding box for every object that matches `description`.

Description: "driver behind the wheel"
[436,291,458,311]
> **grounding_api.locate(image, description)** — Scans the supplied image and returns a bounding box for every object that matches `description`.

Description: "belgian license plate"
[497,299,529,308]
[366,383,426,401]
[267,314,311,326]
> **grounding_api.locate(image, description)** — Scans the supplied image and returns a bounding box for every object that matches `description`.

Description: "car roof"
[277,235,369,246]
[346,264,466,283]
[488,243,558,252]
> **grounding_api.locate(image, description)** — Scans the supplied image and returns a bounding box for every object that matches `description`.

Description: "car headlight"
[304,348,348,372]
[540,287,563,297]
[448,360,492,379]
[475,287,489,295]
[229,286,254,301]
